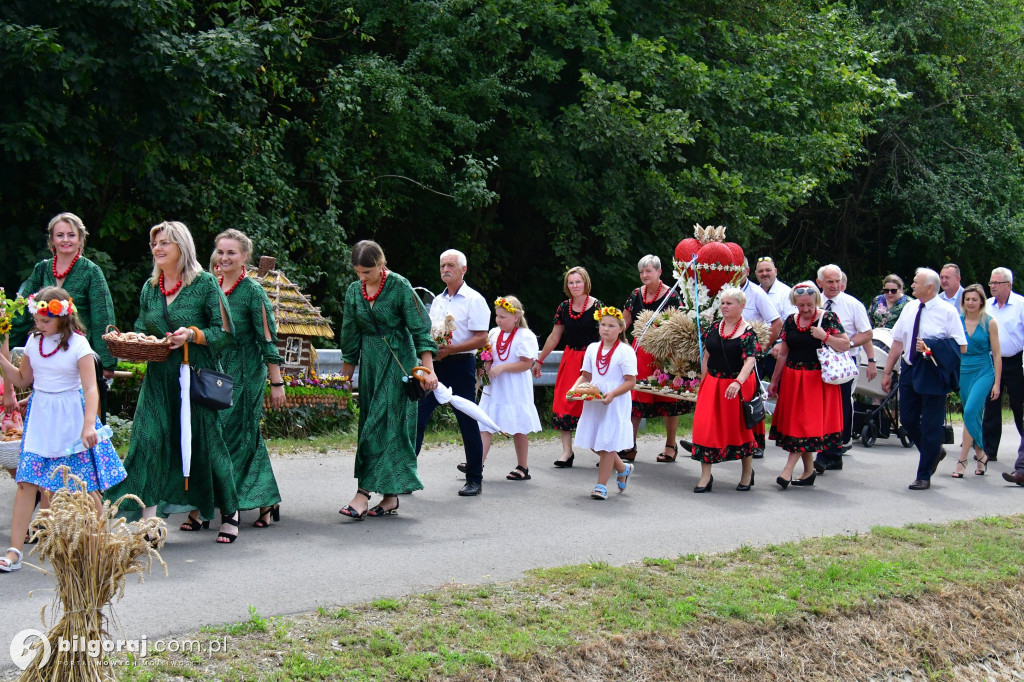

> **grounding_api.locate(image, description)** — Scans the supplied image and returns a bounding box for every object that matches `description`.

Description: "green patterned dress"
[105,272,237,519]
[13,257,117,369]
[341,272,436,494]
[220,275,282,511]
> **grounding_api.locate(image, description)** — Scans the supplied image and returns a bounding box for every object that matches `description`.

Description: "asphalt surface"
[3,423,1024,673]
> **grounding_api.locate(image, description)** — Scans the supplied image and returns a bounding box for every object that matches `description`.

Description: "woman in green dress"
[12,212,117,419]
[178,229,285,531]
[339,240,437,519]
[105,221,242,543]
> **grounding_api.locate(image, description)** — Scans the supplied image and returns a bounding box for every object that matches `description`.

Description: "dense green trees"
[2,1,1021,335]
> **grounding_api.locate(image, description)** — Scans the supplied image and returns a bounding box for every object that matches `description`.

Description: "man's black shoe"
[813,459,825,474]
[908,479,931,490]
[824,459,843,471]
[458,481,482,496]
[931,447,947,475]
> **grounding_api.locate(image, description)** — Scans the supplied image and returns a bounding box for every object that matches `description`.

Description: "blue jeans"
[899,361,945,480]
[415,354,484,483]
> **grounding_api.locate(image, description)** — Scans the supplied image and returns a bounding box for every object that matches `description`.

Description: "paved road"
[3,423,1024,672]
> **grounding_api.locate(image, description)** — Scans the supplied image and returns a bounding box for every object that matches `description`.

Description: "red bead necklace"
[595,339,619,375]
[38,334,61,358]
[159,273,183,296]
[641,282,663,305]
[795,313,818,333]
[719,318,743,339]
[495,327,518,361]
[219,266,247,296]
[52,251,81,280]
[567,296,588,320]
[361,269,388,302]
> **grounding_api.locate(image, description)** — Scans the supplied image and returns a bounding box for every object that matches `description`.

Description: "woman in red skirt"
[534,267,602,467]
[622,254,690,463]
[691,287,762,492]
[768,281,850,489]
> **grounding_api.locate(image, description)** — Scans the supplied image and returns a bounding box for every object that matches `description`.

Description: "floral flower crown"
[494,297,519,314]
[27,294,76,317]
[594,306,624,321]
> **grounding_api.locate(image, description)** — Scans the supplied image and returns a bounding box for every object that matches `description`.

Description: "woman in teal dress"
[955,284,1001,477]
[338,240,437,519]
[105,221,242,543]
[12,212,117,419]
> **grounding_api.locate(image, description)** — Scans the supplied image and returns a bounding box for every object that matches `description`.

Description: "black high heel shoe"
[179,512,209,532]
[253,504,281,528]
[367,495,400,517]
[792,471,817,487]
[974,453,989,476]
[216,512,239,544]
[339,489,370,520]
[693,474,713,493]
[776,476,791,490]
[736,470,755,491]
[553,453,575,468]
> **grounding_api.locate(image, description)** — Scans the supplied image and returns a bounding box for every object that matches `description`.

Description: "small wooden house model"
[250,256,334,379]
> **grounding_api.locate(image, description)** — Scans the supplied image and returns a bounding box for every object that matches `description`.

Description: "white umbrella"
[180,344,192,490]
[432,381,506,435]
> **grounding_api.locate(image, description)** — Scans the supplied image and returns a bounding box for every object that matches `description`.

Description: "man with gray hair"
[814,264,875,472]
[882,268,966,489]
[985,267,1024,476]
[416,249,491,496]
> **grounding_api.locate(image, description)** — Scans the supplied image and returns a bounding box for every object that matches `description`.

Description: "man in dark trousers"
[882,268,966,490]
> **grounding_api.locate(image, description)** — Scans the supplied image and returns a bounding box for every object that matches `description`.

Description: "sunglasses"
[756,256,773,263]
[882,288,900,294]
[793,286,817,296]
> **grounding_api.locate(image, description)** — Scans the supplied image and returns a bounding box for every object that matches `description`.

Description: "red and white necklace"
[219,266,246,295]
[52,251,81,280]
[496,327,518,361]
[595,339,619,375]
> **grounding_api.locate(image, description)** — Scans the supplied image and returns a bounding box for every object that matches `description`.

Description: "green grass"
[115,515,1024,681]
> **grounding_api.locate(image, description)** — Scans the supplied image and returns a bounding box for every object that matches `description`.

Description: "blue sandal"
[591,484,608,500]
[616,463,634,492]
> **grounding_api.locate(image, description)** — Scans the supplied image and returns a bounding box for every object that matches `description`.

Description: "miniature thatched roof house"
[249,255,334,378]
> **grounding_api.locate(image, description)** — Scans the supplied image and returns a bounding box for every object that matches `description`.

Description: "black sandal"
[216,512,239,544]
[367,495,400,517]
[179,512,209,532]
[253,504,280,528]
[975,454,989,476]
[339,489,370,519]
[657,444,678,463]
[506,465,531,481]
[618,446,637,462]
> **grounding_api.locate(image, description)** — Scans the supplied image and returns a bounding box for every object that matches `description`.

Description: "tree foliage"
[2,0,1020,333]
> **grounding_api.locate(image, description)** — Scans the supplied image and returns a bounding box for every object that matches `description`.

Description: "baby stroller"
[852,327,914,449]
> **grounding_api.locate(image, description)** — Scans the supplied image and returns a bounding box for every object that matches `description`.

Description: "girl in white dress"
[479,296,541,481]
[0,287,126,573]
[570,307,638,500]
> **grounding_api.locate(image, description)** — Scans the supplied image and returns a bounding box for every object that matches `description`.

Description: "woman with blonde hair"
[105,221,241,543]
[533,267,602,467]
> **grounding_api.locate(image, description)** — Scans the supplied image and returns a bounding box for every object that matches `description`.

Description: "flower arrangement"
[0,288,28,339]
[593,306,623,321]
[476,343,492,389]
[265,371,354,411]
[430,312,455,348]
[637,369,701,396]
[27,293,76,317]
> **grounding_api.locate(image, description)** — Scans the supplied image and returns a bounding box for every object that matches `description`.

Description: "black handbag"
[719,326,766,429]
[164,294,234,411]
[366,298,430,402]
[943,399,955,445]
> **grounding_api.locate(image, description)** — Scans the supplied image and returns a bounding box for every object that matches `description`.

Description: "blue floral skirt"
[16,393,127,493]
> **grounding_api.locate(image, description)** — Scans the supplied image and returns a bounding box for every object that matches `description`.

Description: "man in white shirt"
[882,268,967,490]
[755,256,796,320]
[814,264,876,472]
[984,266,1024,470]
[416,249,491,496]
[938,263,965,313]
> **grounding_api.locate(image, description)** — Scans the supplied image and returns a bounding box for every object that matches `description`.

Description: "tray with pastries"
[631,384,698,402]
[101,325,173,362]
[566,382,604,401]
[0,428,23,469]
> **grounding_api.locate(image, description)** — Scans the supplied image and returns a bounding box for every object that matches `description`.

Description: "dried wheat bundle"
[631,310,656,340]
[19,468,167,682]
[749,320,771,351]
[636,308,700,364]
